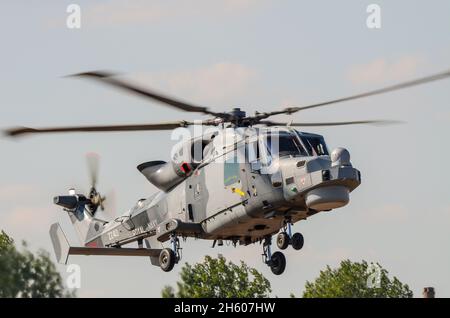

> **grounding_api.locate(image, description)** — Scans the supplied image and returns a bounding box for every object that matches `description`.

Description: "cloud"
[125,62,256,105]
[433,110,450,123]
[0,184,43,202]
[348,56,422,85]
[0,184,57,248]
[84,1,167,26]
[84,0,265,27]
[360,204,410,224]
[2,206,56,236]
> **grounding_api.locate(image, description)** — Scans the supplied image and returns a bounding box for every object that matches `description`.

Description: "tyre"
[291,232,304,250]
[270,251,286,275]
[276,232,290,250]
[159,248,176,272]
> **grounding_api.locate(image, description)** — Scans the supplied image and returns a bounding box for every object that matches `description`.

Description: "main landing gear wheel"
[291,233,305,251]
[159,248,176,272]
[262,236,287,275]
[291,233,304,250]
[270,251,286,275]
[276,232,290,250]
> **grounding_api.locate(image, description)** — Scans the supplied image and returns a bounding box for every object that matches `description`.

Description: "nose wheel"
[276,232,290,250]
[276,221,304,251]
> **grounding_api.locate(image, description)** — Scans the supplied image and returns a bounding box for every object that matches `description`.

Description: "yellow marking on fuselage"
[231,187,245,197]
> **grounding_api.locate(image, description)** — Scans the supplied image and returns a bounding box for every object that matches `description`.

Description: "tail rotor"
[86,152,106,216]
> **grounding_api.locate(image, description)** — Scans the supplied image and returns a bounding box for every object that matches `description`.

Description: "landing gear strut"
[159,233,181,272]
[276,220,304,251]
[262,236,286,275]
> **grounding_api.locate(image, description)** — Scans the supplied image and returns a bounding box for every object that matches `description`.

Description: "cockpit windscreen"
[264,132,308,158]
[299,135,329,156]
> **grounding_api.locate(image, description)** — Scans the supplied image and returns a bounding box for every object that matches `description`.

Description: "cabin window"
[191,140,210,163]
[246,139,260,163]
[202,142,216,159]
[224,151,240,186]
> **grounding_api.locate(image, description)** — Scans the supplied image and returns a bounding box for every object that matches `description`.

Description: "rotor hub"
[229,108,246,120]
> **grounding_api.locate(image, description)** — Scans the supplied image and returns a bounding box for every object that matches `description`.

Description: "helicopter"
[5,69,450,275]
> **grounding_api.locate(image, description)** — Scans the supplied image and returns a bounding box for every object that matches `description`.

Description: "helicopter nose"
[279,155,359,212]
[305,186,350,211]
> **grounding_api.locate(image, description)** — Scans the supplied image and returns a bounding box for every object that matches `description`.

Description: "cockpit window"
[300,135,329,156]
[264,132,308,158]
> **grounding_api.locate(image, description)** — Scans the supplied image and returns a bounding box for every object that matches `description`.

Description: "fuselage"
[86,126,360,248]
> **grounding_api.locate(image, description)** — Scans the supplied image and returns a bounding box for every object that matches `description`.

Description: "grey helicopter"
[5,69,450,275]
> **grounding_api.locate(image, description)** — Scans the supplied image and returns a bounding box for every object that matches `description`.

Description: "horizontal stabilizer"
[49,222,162,265]
[68,247,161,257]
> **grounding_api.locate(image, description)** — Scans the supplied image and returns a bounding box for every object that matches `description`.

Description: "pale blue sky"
[1,1,450,297]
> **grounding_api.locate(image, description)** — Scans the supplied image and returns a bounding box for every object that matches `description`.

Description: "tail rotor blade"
[86,152,100,188]
[100,189,117,220]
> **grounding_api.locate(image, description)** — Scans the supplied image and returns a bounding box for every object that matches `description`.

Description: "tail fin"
[49,223,71,264]
[67,203,105,245]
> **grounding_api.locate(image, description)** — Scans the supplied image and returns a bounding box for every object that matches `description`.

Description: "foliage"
[0,230,14,251]
[0,230,74,298]
[162,255,271,298]
[302,259,413,298]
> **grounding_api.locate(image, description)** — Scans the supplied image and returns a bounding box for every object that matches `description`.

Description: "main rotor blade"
[261,119,402,127]
[262,69,450,118]
[69,71,225,117]
[5,121,193,137]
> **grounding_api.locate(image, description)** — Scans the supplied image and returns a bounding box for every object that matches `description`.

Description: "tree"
[162,255,271,298]
[302,259,413,298]
[0,230,13,251]
[0,230,74,298]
